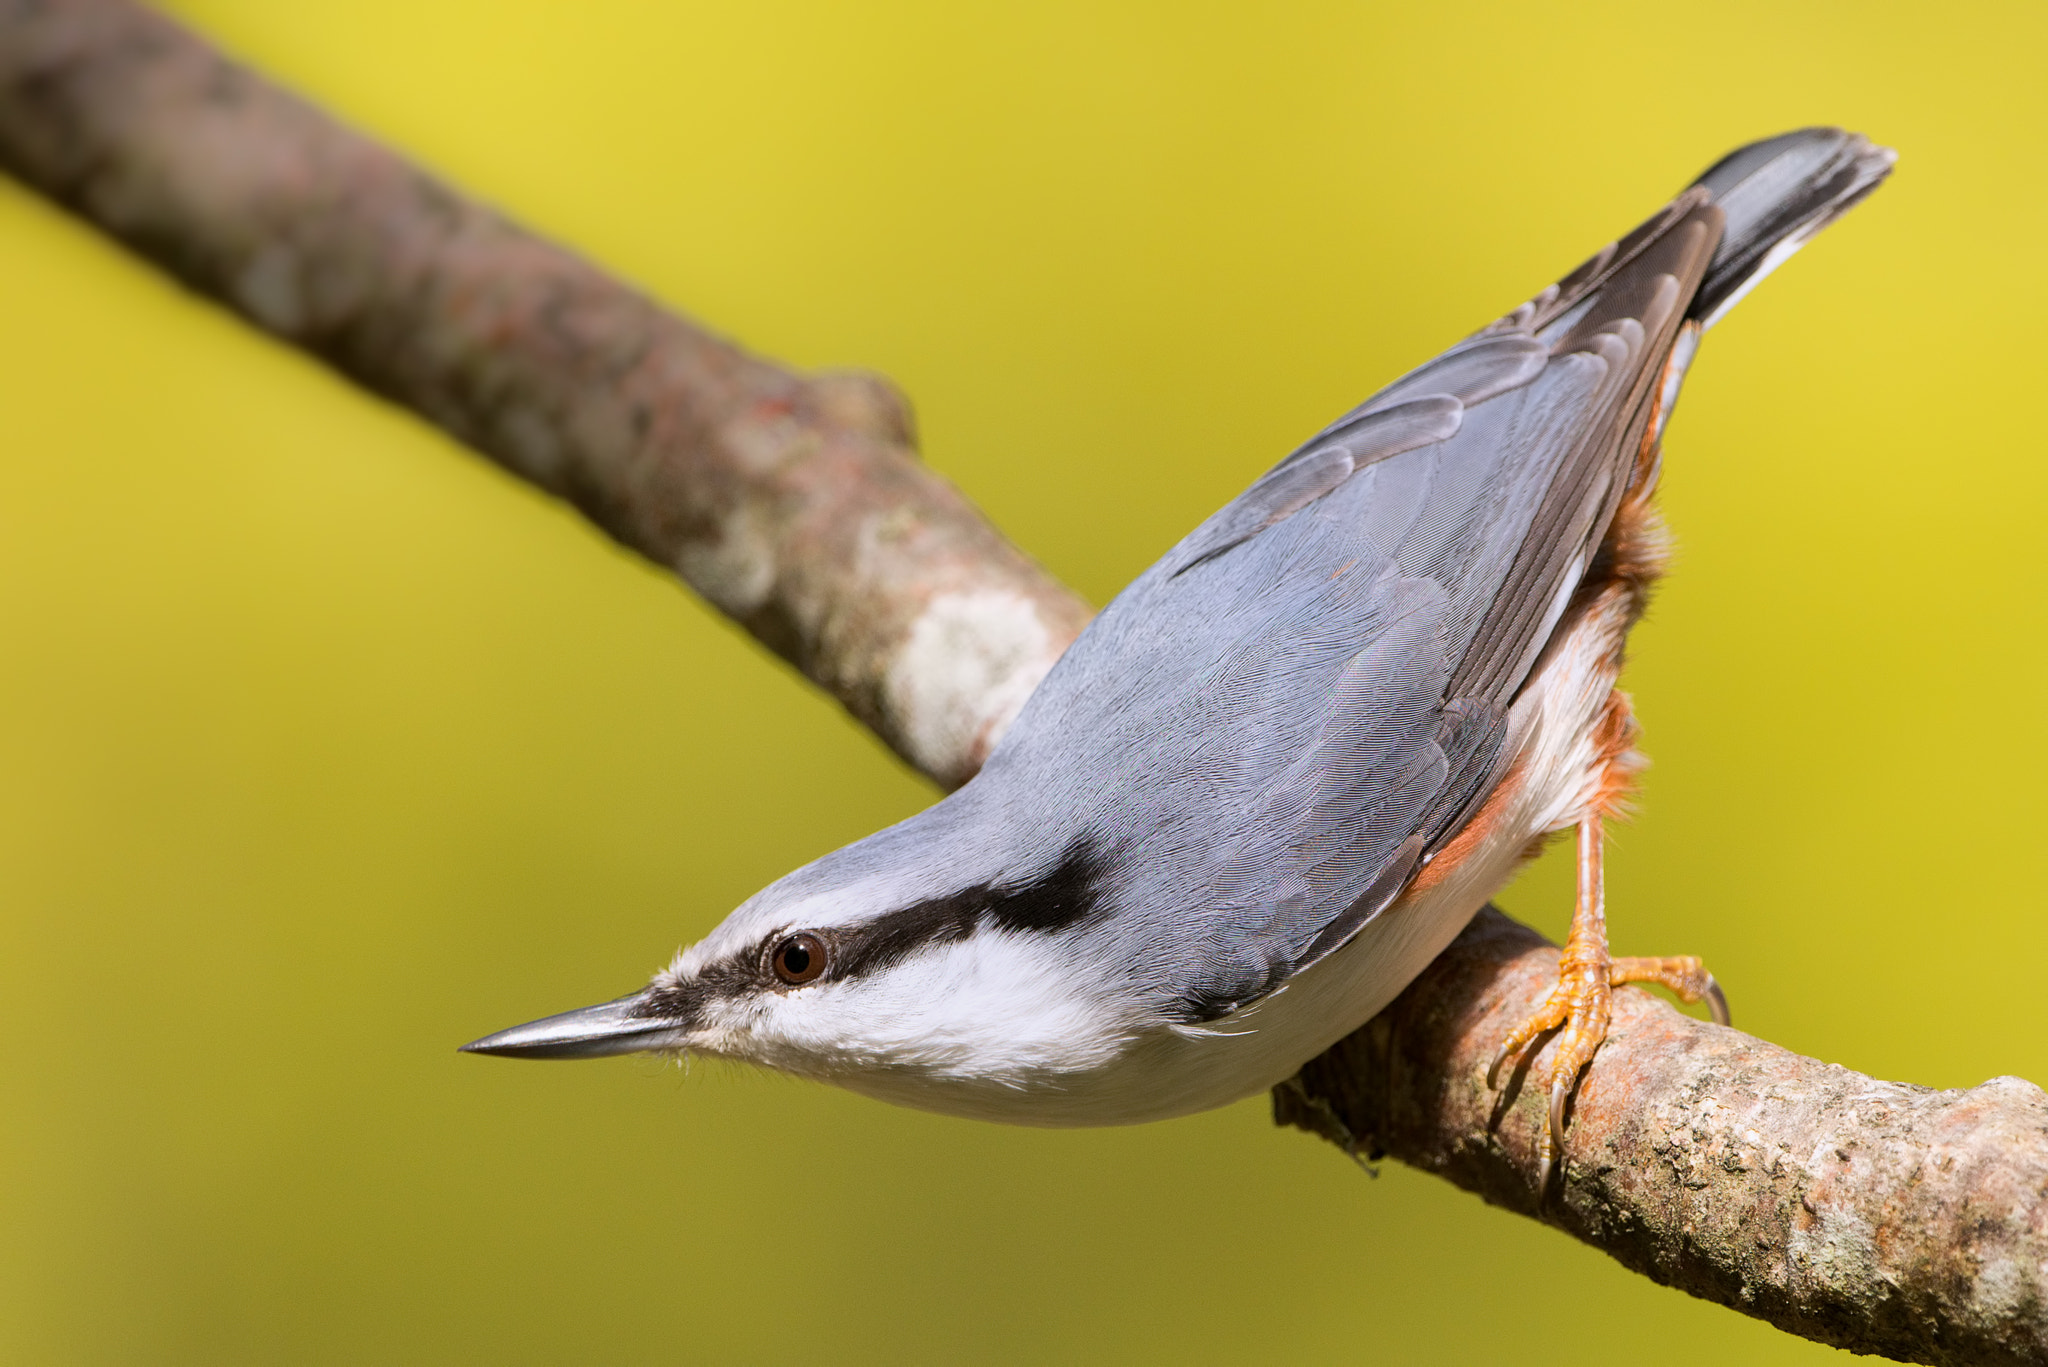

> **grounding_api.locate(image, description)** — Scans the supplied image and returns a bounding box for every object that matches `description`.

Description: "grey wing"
[985,132,1886,1017]
[994,204,1718,1011]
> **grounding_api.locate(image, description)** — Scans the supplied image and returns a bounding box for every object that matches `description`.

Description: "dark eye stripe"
[831,835,1107,979]
[628,836,1110,1023]
[828,899,979,980]
[628,958,752,1026]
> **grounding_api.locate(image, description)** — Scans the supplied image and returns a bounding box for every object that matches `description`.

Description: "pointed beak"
[459,989,685,1060]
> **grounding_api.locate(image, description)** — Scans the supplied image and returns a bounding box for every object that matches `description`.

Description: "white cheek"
[733,934,1133,1084]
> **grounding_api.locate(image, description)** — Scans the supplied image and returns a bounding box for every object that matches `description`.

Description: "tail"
[1435,130,1892,700]
[1687,128,1896,328]
[1460,127,1893,510]
[1483,127,1894,348]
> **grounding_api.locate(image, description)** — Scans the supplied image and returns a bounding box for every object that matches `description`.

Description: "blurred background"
[2,1,2044,1361]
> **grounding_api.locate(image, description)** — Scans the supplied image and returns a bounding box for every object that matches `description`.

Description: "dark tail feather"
[1687,128,1896,326]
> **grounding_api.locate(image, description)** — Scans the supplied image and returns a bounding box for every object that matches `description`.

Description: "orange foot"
[1487,818,1730,1188]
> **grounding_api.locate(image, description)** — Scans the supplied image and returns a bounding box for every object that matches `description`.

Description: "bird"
[463,129,1894,1169]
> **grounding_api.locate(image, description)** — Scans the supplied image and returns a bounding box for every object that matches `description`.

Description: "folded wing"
[982,131,1889,1017]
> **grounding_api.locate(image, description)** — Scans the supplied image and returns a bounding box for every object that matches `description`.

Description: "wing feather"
[1058,204,1722,1009]
[963,134,1888,1017]
[1169,396,1461,575]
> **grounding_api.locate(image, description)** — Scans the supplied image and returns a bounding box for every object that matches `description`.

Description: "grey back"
[786,129,1891,1023]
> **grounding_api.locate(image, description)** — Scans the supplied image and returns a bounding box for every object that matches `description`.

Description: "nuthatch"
[465,130,1893,1168]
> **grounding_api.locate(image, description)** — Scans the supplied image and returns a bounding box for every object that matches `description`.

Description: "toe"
[1487,997,1567,1089]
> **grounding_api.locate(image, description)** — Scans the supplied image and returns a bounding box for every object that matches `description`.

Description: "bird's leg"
[1487,817,1728,1188]
[1485,819,1613,1186]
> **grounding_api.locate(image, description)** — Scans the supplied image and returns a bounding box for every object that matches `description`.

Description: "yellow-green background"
[3,2,2043,1362]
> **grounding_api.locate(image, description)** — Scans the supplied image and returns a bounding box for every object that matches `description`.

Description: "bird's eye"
[771,933,827,986]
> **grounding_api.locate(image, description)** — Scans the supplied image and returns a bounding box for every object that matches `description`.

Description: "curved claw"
[1704,975,1731,1027]
[1548,1074,1570,1157]
[1487,1039,1518,1090]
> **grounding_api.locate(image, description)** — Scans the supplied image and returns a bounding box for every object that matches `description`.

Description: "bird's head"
[460,834,1136,1104]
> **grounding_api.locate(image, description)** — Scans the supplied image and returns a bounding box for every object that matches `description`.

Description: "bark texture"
[0,0,1091,789]
[2,2,2044,1361]
[1276,910,2048,1365]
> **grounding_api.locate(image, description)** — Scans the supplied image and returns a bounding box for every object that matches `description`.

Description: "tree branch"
[2,2,2041,1361]
[1275,909,2048,1366]
[0,0,1092,790]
